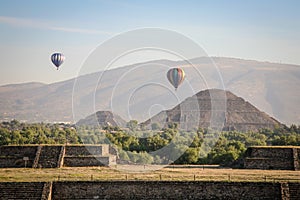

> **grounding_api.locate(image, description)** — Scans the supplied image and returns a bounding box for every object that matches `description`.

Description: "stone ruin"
[0,144,117,168]
[0,181,299,199]
[244,146,300,170]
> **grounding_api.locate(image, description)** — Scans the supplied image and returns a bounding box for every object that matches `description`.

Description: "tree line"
[0,120,80,145]
[1,120,300,166]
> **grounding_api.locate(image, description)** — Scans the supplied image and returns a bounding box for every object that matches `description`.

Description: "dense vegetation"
[0,120,80,145]
[1,120,300,166]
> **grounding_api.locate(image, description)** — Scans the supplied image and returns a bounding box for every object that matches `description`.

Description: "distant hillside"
[0,57,299,125]
[0,82,45,93]
[142,89,282,132]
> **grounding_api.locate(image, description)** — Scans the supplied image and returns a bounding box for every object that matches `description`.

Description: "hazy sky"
[0,0,299,85]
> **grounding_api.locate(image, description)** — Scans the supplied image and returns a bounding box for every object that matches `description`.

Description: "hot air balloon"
[167,67,185,90]
[51,53,65,70]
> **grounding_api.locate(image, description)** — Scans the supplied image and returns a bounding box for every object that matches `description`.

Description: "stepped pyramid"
[76,111,126,127]
[142,89,281,132]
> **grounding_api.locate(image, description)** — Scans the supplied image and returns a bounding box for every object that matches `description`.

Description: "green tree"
[175,147,200,164]
[126,120,138,131]
[0,127,11,145]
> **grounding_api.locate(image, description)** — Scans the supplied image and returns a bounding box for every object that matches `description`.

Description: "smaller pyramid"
[76,111,126,127]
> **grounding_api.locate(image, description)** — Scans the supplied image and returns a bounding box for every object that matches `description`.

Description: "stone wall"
[63,145,116,167]
[249,147,294,158]
[65,145,109,156]
[0,181,299,199]
[0,146,38,168]
[37,146,62,168]
[288,182,300,200]
[244,146,300,170]
[0,145,116,168]
[245,158,294,170]
[63,156,115,167]
[0,182,46,200]
[52,181,282,200]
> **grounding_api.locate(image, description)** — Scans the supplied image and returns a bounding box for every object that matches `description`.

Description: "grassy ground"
[0,166,300,182]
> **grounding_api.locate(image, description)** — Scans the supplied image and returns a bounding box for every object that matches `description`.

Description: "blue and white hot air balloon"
[51,53,65,70]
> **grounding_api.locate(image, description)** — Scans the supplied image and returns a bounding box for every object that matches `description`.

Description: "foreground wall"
[1,181,300,200]
[0,182,48,200]
[52,181,285,200]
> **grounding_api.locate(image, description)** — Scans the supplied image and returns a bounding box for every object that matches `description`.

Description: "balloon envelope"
[51,53,65,70]
[167,68,185,89]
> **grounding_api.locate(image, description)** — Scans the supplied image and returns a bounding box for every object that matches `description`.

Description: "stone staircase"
[57,146,65,168]
[280,182,290,200]
[41,182,52,200]
[292,148,299,170]
[32,145,42,168]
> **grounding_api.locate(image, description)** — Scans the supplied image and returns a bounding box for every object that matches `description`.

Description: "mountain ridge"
[0,57,299,125]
